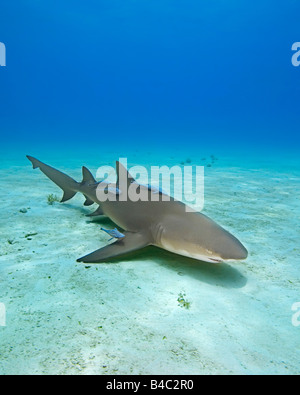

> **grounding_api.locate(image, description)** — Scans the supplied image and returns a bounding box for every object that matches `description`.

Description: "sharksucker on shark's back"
[26,155,248,264]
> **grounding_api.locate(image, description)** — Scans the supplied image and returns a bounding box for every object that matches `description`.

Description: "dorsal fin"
[82,166,96,184]
[116,161,136,190]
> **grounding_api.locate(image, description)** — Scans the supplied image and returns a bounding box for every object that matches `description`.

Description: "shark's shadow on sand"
[81,211,247,290]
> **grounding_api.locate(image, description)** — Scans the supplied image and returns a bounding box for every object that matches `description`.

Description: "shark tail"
[26,155,79,203]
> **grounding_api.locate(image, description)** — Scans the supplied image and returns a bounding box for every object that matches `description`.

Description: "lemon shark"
[26,155,248,264]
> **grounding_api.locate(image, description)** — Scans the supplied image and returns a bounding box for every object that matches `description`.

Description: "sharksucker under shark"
[26,155,248,264]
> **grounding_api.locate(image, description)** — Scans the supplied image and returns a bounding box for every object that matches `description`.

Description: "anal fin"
[83,195,94,206]
[77,231,150,263]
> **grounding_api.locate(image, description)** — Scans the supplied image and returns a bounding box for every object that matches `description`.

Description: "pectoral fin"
[77,231,150,263]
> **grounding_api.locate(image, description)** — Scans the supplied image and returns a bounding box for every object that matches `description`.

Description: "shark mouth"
[208,257,223,263]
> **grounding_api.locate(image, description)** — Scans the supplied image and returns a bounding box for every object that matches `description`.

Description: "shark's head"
[190,217,248,263]
[158,212,248,264]
[202,230,248,263]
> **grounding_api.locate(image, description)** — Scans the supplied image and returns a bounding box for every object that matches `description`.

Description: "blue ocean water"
[1,1,300,156]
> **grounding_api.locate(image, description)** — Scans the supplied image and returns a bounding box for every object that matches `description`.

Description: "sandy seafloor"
[0,144,299,375]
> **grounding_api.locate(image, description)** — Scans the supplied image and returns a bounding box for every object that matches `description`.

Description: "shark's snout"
[220,237,248,261]
[203,223,248,263]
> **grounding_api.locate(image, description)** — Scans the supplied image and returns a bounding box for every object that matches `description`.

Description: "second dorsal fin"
[82,166,96,184]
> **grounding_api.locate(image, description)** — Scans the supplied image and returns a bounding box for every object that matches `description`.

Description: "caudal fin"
[26,155,41,169]
[26,155,79,203]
